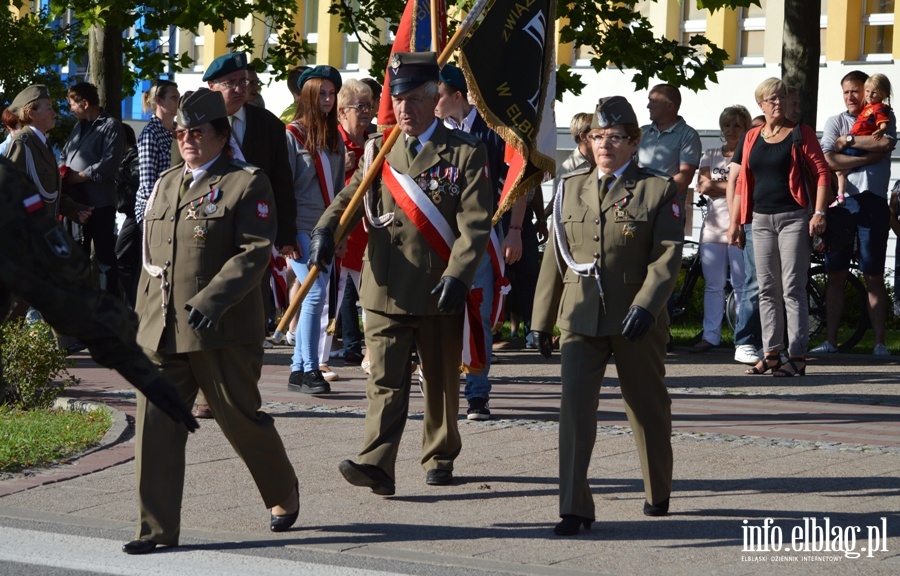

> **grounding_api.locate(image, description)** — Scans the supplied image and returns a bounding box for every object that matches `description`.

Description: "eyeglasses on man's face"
[215,78,249,91]
[175,127,213,141]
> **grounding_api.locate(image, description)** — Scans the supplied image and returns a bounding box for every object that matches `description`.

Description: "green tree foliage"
[330,0,761,97]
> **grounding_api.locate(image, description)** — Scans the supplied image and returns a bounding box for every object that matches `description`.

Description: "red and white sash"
[382,159,490,372]
[286,123,335,207]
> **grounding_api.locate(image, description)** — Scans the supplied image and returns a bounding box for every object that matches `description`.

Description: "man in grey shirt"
[814,70,896,356]
[60,82,124,295]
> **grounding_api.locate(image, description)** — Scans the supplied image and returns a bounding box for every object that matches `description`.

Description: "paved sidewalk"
[1,345,899,574]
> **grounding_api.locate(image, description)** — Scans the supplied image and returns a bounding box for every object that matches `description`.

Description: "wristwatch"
[845,134,855,145]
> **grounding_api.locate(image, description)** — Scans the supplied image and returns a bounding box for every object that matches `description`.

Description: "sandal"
[745,354,782,375]
[773,357,806,377]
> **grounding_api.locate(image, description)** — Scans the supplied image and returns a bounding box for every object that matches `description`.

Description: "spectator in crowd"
[60,82,124,295]
[133,80,179,228]
[361,77,382,132]
[436,63,519,421]
[531,95,682,536]
[124,89,299,555]
[5,85,90,222]
[832,73,892,206]
[637,83,702,207]
[335,78,374,367]
[284,65,346,394]
[785,85,803,124]
[280,65,310,124]
[114,123,141,306]
[813,70,895,357]
[690,105,751,353]
[247,65,266,108]
[311,52,492,494]
[1,107,21,156]
[727,77,831,377]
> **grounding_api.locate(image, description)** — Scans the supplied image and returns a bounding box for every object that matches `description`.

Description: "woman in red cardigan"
[726,78,832,377]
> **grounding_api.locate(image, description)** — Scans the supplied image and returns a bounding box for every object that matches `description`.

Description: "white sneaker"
[319,365,339,382]
[262,339,275,349]
[873,343,891,356]
[284,331,296,345]
[734,344,760,365]
[810,341,838,354]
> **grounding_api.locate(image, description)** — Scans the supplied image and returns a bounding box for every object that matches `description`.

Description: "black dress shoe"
[425,469,453,486]
[122,539,158,555]
[643,498,670,517]
[339,459,395,495]
[270,481,300,532]
[554,515,592,536]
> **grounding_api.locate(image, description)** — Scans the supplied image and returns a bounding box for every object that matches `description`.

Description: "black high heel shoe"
[554,515,592,536]
[745,354,782,375]
[270,481,299,532]
[773,357,806,377]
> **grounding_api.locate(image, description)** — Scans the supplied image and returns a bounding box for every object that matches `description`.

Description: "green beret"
[177,88,227,128]
[439,64,467,93]
[591,96,637,129]
[9,85,50,116]
[387,52,439,96]
[202,52,248,82]
[298,65,343,93]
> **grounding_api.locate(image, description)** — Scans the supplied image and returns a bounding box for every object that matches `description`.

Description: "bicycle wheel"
[725,289,738,332]
[807,265,869,351]
[671,240,702,320]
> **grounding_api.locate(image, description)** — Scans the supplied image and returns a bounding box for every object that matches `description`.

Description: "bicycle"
[724,248,869,352]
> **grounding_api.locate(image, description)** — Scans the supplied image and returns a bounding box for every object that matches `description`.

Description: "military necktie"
[599,173,615,200]
[179,171,194,200]
[406,136,420,166]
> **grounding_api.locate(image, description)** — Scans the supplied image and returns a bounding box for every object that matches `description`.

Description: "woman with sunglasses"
[125,89,300,555]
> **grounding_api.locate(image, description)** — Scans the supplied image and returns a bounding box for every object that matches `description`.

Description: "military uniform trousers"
[135,342,297,544]
[558,326,673,520]
[358,309,464,478]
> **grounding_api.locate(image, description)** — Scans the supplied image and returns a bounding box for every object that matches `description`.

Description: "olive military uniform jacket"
[5,126,87,218]
[532,162,683,337]
[316,123,493,316]
[136,154,276,353]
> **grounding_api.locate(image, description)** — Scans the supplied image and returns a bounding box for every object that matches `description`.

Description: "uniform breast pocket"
[613,207,648,247]
[562,206,589,247]
[144,206,170,248]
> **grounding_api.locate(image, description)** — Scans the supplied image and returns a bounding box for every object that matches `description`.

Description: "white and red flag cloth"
[459,0,557,222]
[377,0,448,130]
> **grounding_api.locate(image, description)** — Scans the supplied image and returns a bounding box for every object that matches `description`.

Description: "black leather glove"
[531,331,553,359]
[430,276,468,314]
[185,305,214,330]
[307,227,335,270]
[141,377,200,432]
[622,305,654,341]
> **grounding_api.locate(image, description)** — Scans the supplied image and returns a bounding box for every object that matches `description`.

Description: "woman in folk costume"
[285,65,346,394]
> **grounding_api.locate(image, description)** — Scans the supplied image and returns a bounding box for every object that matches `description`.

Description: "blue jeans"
[464,253,494,401]
[733,223,762,349]
[288,233,330,372]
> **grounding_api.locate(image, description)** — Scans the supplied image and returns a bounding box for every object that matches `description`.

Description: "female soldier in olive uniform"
[125,89,299,555]
[531,96,683,536]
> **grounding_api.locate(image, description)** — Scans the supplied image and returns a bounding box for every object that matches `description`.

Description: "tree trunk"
[782,0,821,127]
[88,24,123,120]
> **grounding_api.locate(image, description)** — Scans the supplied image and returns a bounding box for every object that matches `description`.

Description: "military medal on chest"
[186,197,203,220]
[205,188,222,214]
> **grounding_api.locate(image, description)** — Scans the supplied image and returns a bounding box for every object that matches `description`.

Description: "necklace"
[760,124,783,140]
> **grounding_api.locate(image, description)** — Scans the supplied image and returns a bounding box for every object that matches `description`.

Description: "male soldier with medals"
[308,52,493,494]
[530,96,683,536]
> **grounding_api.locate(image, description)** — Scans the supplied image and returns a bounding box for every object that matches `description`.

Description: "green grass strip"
[0,406,113,472]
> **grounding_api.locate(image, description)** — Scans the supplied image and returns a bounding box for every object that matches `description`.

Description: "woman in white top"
[690,105,751,352]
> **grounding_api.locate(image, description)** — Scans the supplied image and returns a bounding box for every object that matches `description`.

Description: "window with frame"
[305,0,319,62]
[737,0,766,65]
[862,0,894,61]
[681,0,706,47]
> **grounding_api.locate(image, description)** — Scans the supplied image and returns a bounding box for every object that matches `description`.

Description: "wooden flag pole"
[273,0,491,342]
